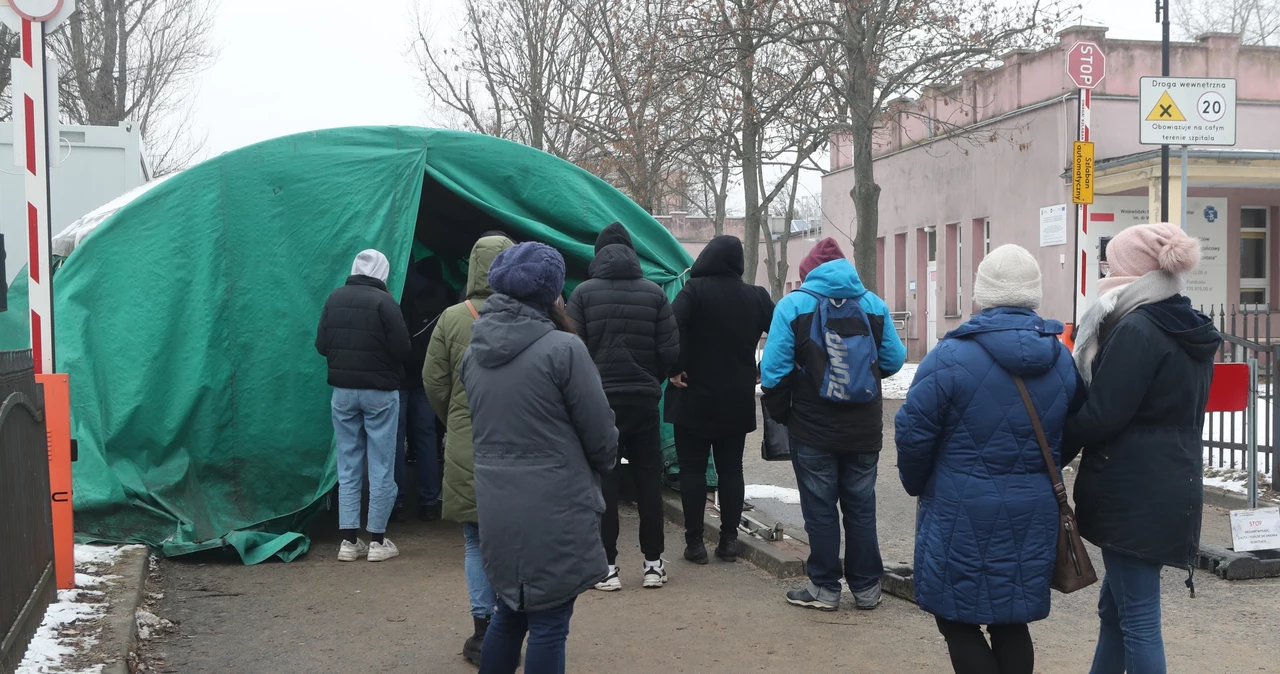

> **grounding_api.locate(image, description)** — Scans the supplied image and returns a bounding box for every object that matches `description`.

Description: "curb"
[1202,485,1279,512]
[1197,543,1280,580]
[101,547,151,674]
[659,490,808,578]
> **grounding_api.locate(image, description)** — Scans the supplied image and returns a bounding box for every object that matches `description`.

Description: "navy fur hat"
[488,242,566,307]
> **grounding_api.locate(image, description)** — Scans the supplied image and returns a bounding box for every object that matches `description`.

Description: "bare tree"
[560,0,702,214]
[20,0,220,175]
[411,0,596,161]
[786,0,1068,294]
[678,0,833,297]
[1177,0,1280,45]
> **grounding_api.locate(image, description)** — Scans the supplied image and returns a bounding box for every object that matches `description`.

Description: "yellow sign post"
[1073,141,1095,205]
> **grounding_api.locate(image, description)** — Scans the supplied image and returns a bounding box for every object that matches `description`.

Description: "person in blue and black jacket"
[895,244,1083,674]
[760,237,906,612]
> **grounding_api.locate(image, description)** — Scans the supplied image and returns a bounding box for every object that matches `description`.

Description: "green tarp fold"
[0,127,694,563]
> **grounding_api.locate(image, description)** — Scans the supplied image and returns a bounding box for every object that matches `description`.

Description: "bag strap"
[464,300,479,320]
[1012,376,1071,510]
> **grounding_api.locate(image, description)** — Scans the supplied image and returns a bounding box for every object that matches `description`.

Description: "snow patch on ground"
[882,363,919,400]
[744,484,802,505]
[15,544,142,674]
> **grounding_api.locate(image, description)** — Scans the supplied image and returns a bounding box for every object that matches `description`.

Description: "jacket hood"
[691,235,745,278]
[948,307,1065,377]
[468,294,555,368]
[466,236,516,299]
[351,249,390,283]
[588,243,644,280]
[799,259,866,299]
[1136,295,1221,362]
[595,222,634,254]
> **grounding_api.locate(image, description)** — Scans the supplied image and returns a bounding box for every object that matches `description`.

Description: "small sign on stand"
[1230,507,1280,553]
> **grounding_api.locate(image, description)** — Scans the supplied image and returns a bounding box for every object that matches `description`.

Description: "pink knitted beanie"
[1106,223,1201,278]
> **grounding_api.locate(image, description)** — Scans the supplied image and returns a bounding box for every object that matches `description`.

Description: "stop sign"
[1066,41,1106,89]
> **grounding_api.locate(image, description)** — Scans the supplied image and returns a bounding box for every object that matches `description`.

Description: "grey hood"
[469,293,555,368]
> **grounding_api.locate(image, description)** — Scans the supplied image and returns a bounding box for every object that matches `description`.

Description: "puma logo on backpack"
[799,289,880,404]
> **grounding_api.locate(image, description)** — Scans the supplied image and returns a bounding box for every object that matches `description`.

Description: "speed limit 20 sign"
[1139,76,1237,146]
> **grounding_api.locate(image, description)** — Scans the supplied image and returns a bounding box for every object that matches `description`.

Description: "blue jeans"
[331,388,399,534]
[480,597,576,674]
[395,387,441,509]
[1089,549,1166,674]
[463,523,497,618]
[790,443,883,603]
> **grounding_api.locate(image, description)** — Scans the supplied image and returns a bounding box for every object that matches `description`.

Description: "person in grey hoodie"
[460,242,618,674]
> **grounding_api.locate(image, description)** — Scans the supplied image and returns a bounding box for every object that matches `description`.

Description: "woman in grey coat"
[460,242,619,674]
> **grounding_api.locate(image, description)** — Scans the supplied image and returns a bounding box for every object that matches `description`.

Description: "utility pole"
[1158,0,1171,221]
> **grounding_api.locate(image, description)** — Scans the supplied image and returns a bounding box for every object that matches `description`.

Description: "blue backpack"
[798,289,880,404]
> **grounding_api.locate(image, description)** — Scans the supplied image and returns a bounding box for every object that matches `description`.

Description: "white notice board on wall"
[1040,205,1068,247]
[1083,196,1228,313]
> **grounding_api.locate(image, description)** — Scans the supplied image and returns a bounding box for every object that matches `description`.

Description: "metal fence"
[1201,306,1278,493]
[0,351,53,674]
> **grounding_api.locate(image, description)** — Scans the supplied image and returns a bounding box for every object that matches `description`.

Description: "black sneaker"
[684,542,709,565]
[786,587,838,612]
[389,508,406,524]
[715,538,739,563]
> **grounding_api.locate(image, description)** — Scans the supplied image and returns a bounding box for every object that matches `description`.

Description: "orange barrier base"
[1059,323,1075,351]
[37,374,74,590]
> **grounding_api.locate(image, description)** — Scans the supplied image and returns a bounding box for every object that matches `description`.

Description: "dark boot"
[683,541,709,565]
[462,615,489,666]
[715,535,739,563]
[419,503,442,522]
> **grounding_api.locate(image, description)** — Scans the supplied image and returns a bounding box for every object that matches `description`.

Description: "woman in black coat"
[665,235,774,564]
[1064,223,1221,674]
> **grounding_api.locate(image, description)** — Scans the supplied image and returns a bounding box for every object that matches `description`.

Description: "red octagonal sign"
[1066,41,1106,89]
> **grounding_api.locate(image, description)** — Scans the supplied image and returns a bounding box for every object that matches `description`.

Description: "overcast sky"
[194,0,1161,157]
[188,0,1164,212]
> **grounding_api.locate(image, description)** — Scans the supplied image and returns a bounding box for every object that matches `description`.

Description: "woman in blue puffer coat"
[895,245,1083,674]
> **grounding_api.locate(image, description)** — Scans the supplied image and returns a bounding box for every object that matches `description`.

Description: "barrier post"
[1248,358,1259,509]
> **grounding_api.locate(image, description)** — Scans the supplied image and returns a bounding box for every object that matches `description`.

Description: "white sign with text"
[1230,507,1280,553]
[1040,204,1068,247]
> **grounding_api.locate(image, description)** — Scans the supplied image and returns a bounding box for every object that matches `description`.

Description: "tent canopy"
[0,127,692,563]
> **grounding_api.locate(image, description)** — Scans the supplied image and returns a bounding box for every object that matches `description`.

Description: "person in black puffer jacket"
[315,249,413,563]
[664,235,773,565]
[392,257,455,523]
[567,222,679,590]
[1064,223,1221,673]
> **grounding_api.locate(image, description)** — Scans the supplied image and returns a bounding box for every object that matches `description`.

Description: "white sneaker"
[642,560,668,588]
[594,565,621,592]
[338,538,368,562]
[367,538,400,562]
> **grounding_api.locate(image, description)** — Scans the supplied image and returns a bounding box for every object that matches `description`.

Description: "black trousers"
[601,404,664,564]
[674,426,746,547]
[934,617,1034,674]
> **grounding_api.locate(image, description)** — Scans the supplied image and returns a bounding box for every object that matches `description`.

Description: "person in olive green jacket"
[424,234,514,666]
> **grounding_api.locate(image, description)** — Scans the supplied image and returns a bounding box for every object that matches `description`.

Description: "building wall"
[0,123,146,283]
[822,27,1280,360]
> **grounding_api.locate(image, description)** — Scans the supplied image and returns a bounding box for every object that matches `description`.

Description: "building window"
[876,236,886,296]
[945,223,961,316]
[1241,207,1269,306]
[926,228,937,263]
[894,232,908,311]
[984,219,991,255]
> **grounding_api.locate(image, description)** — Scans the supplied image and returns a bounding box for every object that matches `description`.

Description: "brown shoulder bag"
[1012,376,1099,594]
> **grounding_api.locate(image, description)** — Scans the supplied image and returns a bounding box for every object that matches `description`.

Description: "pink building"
[823,26,1280,360]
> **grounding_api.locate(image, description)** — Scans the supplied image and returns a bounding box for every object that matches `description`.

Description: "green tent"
[0,127,696,564]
